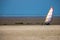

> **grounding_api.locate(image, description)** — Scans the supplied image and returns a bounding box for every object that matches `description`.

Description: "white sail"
[45,7,54,24]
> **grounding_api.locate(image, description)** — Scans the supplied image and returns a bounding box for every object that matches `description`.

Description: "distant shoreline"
[0,16,60,25]
[0,16,60,18]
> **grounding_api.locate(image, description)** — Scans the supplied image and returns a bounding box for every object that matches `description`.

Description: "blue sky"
[0,0,60,17]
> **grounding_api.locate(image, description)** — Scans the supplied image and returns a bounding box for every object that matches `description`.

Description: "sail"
[45,7,54,23]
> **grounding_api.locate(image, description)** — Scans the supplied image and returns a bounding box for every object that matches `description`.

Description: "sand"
[0,25,60,40]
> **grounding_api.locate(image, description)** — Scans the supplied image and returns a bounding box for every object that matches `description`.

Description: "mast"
[44,7,54,25]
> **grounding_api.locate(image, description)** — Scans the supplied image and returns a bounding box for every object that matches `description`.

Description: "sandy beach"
[0,25,60,40]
